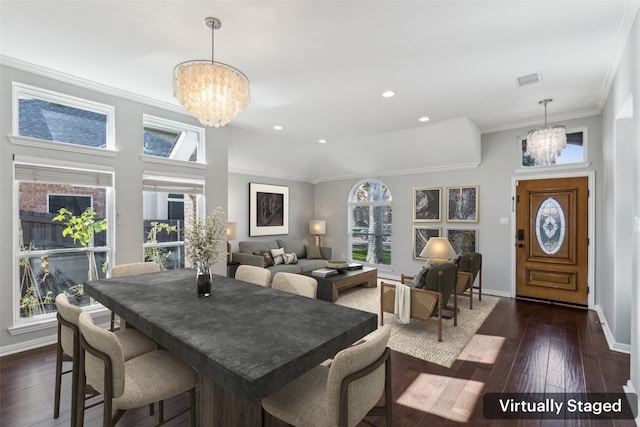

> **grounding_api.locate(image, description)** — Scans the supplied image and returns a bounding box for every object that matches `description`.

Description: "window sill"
[7,304,110,336]
[140,154,207,169]
[8,135,117,157]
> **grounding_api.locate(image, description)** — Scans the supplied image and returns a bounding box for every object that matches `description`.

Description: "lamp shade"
[309,220,326,235]
[226,222,238,241]
[419,237,457,263]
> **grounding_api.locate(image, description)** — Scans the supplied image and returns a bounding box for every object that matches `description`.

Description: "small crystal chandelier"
[526,99,566,165]
[173,17,250,127]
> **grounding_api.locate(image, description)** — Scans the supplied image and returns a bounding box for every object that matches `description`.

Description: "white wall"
[0,65,228,355]
[227,172,317,249]
[599,9,639,410]
[315,116,602,298]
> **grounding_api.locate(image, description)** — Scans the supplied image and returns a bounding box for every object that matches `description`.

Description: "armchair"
[454,252,482,309]
[379,263,459,341]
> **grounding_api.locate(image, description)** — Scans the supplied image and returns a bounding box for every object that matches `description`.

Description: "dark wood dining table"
[84,268,378,426]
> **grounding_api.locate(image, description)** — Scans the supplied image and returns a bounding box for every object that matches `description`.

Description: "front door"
[515,177,589,306]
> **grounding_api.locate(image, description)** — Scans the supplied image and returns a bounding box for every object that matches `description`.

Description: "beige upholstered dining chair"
[262,324,393,427]
[53,294,157,427]
[109,261,160,330]
[272,272,318,298]
[235,264,271,287]
[77,311,198,427]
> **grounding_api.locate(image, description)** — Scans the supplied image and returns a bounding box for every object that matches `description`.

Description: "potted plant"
[184,207,227,296]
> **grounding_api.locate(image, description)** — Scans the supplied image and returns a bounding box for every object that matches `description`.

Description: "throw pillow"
[305,244,322,259]
[271,247,285,265]
[411,266,430,289]
[283,253,298,264]
[253,250,274,267]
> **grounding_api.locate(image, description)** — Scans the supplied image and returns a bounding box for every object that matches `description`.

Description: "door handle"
[517,229,524,241]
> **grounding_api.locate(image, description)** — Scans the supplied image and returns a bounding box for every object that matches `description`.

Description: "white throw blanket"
[394,283,411,324]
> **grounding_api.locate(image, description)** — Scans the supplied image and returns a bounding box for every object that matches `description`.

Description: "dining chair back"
[262,324,392,427]
[235,264,271,287]
[54,294,156,427]
[272,272,318,298]
[77,311,197,427]
[109,261,160,330]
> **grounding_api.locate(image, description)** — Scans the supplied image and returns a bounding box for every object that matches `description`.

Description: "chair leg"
[53,342,63,419]
[469,285,473,310]
[189,388,196,427]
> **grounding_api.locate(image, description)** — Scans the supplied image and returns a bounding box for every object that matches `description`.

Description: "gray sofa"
[232,238,332,279]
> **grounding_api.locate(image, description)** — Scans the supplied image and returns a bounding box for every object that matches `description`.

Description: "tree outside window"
[349,179,392,266]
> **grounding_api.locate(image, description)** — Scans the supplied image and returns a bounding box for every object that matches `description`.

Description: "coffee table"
[307,266,377,302]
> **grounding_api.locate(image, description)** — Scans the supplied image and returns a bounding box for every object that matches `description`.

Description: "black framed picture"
[413,187,441,222]
[249,183,289,236]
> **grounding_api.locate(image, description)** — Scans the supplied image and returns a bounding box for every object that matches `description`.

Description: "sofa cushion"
[254,250,274,267]
[297,258,330,273]
[239,240,279,254]
[305,245,323,259]
[277,239,307,259]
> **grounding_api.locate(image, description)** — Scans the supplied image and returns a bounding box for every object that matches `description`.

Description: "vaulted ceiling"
[2,1,638,182]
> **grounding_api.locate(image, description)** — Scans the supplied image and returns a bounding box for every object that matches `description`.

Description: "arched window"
[348,179,392,267]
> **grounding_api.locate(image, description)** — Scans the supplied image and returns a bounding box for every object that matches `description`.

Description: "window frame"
[142,172,206,271]
[141,114,206,166]
[11,82,116,154]
[516,127,590,173]
[347,179,393,271]
[11,156,115,334]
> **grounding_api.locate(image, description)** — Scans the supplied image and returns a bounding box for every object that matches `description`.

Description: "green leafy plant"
[144,221,177,270]
[52,207,107,280]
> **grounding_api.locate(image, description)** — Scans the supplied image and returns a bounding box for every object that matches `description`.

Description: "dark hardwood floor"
[0,297,632,426]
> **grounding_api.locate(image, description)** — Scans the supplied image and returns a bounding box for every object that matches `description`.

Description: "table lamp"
[419,237,457,265]
[309,220,326,246]
[226,221,237,263]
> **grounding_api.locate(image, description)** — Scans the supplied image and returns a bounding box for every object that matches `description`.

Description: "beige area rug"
[336,282,500,368]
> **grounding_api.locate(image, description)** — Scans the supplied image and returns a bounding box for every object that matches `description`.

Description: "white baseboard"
[595,304,632,354]
[622,380,639,426]
[0,335,56,357]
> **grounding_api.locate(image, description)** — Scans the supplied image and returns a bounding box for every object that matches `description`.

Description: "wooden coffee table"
[307,267,377,302]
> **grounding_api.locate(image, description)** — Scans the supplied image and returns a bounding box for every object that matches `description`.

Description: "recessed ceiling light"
[318,139,327,144]
[273,125,283,130]
[419,116,430,122]
[382,90,395,98]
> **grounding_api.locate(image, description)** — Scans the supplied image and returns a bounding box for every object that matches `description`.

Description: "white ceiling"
[2,1,638,182]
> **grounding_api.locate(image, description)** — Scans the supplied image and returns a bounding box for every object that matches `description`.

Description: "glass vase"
[196,266,212,297]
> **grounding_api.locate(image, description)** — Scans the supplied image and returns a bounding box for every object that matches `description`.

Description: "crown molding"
[0,55,187,115]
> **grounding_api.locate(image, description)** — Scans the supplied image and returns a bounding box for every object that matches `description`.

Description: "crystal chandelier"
[526,99,566,165]
[173,17,250,127]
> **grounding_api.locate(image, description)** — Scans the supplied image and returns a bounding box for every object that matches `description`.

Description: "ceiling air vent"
[516,72,542,87]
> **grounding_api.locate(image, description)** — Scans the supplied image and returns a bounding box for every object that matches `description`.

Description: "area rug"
[335,282,500,368]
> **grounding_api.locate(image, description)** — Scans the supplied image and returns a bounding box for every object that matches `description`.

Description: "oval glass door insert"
[535,197,565,255]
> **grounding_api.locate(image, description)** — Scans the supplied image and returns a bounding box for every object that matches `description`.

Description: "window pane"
[349,179,392,267]
[521,130,585,167]
[18,181,108,319]
[143,115,203,162]
[18,98,107,148]
[143,190,199,270]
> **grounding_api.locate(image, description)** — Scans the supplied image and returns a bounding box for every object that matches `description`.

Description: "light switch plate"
[500,217,510,225]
